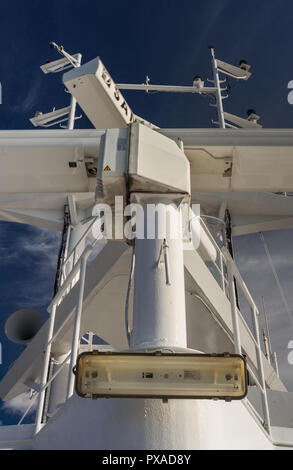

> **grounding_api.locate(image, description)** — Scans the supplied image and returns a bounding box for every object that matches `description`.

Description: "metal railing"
[34,240,94,434]
[223,247,271,434]
[59,217,99,294]
[18,217,100,431]
[199,219,272,435]
[198,218,229,293]
[29,217,101,432]
[18,334,95,427]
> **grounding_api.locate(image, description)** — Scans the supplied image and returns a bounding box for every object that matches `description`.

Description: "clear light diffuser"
[74,352,247,400]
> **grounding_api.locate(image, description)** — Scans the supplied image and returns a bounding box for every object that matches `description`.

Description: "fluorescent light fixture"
[74,352,247,400]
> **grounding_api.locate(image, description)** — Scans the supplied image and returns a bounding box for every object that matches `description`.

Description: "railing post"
[219,252,225,292]
[35,302,57,434]
[66,247,92,399]
[88,331,94,351]
[251,306,271,432]
[226,259,242,355]
[273,352,279,377]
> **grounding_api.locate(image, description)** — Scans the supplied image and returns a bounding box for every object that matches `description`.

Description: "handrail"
[18,393,39,425]
[67,250,91,398]
[58,216,100,294]
[223,245,271,435]
[196,220,272,435]
[35,244,93,434]
[222,247,257,310]
[42,351,71,392]
[47,251,88,312]
[18,351,73,426]
[18,338,95,426]
[199,218,228,291]
[61,217,98,274]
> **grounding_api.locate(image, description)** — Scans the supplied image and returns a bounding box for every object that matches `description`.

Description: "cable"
[191,147,231,161]
[259,232,293,326]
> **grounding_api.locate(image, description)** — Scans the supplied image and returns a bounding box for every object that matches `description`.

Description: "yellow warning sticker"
[103,165,111,171]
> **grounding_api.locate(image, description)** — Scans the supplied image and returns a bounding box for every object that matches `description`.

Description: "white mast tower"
[0,45,292,450]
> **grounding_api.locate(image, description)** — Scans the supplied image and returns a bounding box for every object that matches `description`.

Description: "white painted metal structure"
[1,51,293,450]
[1,128,293,233]
[31,44,82,130]
[116,46,256,130]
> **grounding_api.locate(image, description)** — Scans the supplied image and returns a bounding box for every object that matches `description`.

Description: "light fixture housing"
[40,54,80,74]
[29,106,71,128]
[216,58,251,80]
[74,351,247,401]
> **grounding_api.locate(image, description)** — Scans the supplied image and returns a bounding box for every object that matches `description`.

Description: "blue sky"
[1,0,293,425]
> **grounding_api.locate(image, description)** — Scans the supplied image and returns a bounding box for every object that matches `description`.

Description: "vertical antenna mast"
[209,46,225,128]
[49,42,82,129]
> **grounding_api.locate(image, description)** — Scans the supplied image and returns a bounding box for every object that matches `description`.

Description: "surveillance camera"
[193,75,204,89]
[246,108,260,123]
[239,60,251,72]
[247,108,256,117]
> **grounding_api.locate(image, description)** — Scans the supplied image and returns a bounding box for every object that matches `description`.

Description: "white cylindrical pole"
[91,196,204,450]
[130,197,187,349]
[67,53,82,130]
[67,96,78,130]
[210,47,226,129]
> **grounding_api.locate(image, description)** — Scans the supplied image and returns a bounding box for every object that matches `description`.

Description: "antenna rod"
[116,83,217,94]
[209,46,226,128]
[67,53,82,130]
[49,42,82,129]
[262,329,270,360]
